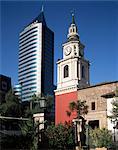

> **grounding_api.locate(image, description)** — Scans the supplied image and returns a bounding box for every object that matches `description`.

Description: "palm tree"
[66,100,88,119]
[66,100,88,148]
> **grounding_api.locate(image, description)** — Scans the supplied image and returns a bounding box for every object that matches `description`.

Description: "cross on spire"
[71,10,75,24]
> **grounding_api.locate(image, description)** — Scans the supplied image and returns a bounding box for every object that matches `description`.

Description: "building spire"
[41,5,44,12]
[72,12,75,24]
[67,11,79,41]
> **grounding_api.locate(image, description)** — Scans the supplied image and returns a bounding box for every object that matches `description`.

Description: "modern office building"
[14,84,22,99]
[18,9,54,101]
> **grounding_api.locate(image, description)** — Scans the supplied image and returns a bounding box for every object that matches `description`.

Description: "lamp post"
[111,118,117,143]
[85,124,90,150]
[111,118,118,150]
[73,120,78,146]
[73,118,82,150]
[33,96,46,148]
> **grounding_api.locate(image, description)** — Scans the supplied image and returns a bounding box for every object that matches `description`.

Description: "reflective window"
[19,49,36,59]
[19,54,37,63]
[19,62,36,70]
[19,34,37,45]
[19,38,37,48]
[20,42,37,51]
[20,27,37,38]
[18,70,37,77]
[19,66,36,74]
[19,46,36,55]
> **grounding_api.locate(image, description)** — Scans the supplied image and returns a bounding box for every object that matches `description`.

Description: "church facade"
[55,13,118,134]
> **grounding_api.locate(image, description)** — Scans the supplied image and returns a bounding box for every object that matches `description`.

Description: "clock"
[64,46,72,56]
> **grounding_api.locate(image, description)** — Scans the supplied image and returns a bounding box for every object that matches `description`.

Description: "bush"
[89,128,112,148]
[45,122,75,149]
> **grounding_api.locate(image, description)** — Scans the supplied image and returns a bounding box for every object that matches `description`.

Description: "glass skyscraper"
[18,10,54,101]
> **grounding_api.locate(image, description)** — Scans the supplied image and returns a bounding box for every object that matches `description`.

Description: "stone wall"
[77,81,118,129]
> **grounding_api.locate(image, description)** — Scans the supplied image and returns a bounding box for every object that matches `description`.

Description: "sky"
[0,0,118,86]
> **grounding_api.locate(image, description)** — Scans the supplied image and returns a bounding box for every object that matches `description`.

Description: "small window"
[91,102,95,110]
[70,29,72,33]
[64,65,69,78]
[82,66,85,78]
[74,45,76,49]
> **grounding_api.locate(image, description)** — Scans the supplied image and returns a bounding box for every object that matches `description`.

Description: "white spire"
[67,12,79,40]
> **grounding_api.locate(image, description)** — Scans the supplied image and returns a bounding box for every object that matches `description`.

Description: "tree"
[24,94,54,117]
[66,100,88,148]
[0,88,22,117]
[20,94,54,149]
[111,100,118,119]
[0,89,23,149]
[45,122,75,149]
[111,87,118,119]
[89,128,112,148]
[66,100,88,119]
[19,118,38,150]
[108,87,118,128]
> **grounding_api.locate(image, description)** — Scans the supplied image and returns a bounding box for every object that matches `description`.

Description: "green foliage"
[19,118,38,150]
[0,89,22,117]
[111,99,118,119]
[25,94,54,116]
[67,100,88,119]
[110,87,118,119]
[20,94,54,149]
[89,128,112,148]
[45,122,75,149]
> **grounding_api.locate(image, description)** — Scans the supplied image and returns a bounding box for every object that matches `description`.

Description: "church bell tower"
[55,13,90,124]
[56,13,90,92]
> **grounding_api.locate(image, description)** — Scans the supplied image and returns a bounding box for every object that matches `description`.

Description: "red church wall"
[55,91,78,125]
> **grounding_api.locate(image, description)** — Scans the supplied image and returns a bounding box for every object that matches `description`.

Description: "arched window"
[70,29,72,33]
[82,66,85,78]
[64,65,69,78]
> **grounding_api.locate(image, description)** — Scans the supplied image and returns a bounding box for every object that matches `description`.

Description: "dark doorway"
[88,120,99,129]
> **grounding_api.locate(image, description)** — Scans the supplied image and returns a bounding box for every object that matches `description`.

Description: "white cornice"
[54,85,78,95]
[56,56,89,64]
[56,56,78,64]
[62,40,79,47]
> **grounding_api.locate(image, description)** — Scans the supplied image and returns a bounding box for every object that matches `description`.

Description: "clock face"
[64,46,72,56]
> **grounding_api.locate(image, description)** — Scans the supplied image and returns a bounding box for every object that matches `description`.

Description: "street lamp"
[73,119,78,146]
[33,114,47,149]
[72,118,83,149]
[85,124,90,150]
